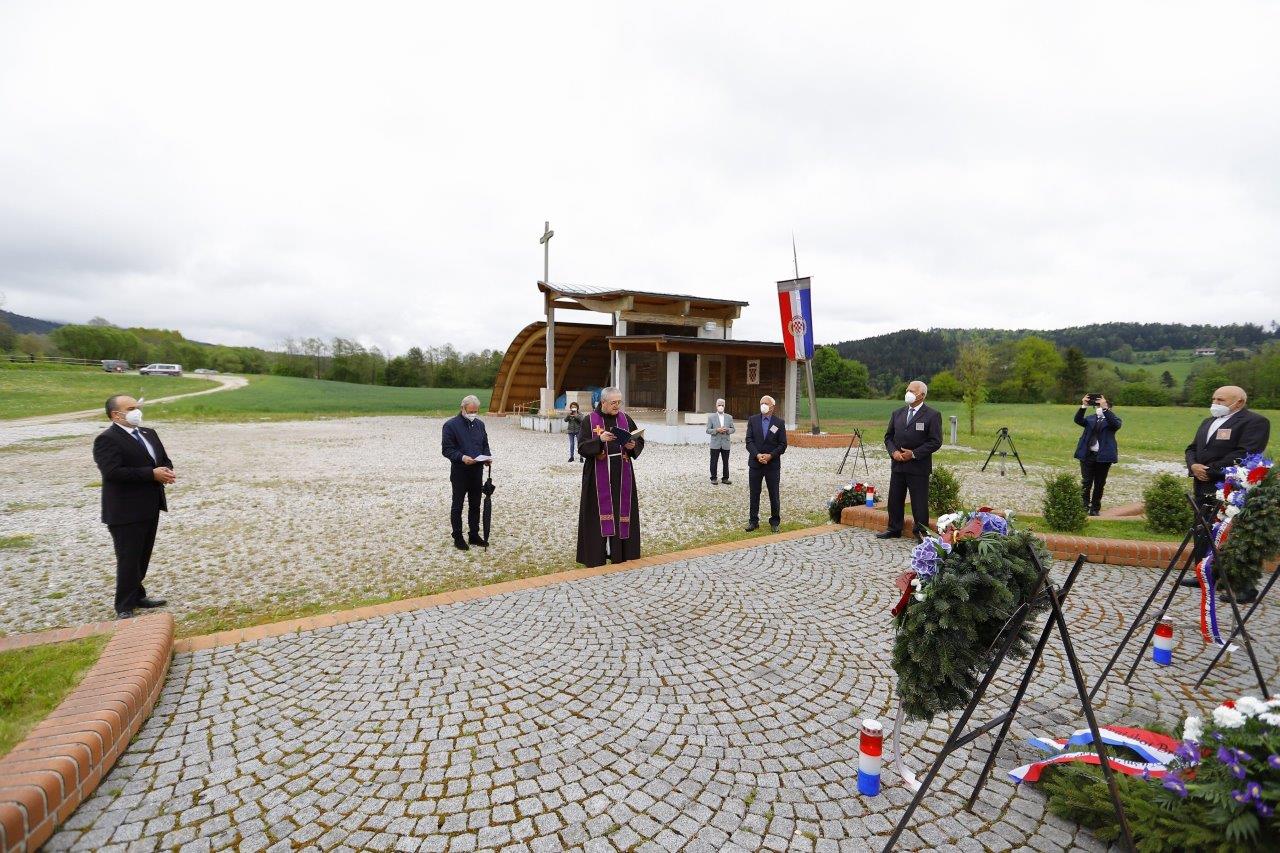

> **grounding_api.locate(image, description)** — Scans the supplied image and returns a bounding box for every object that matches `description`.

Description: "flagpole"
[793,235,821,435]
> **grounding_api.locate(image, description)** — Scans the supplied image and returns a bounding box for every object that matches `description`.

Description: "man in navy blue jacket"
[745,394,788,533]
[441,395,492,550]
[1073,394,1121,516]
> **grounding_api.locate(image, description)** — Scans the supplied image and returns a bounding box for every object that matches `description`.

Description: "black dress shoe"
[1222,588,1259,605]
[770,523,780,533]
[711,478,719,484]
[1088,509,1100,517]
[875,531,902,539]
[721,479,732,485]
[136,597,167,609]
[468,535,489,547]
[745,524,759,532]
[115,610,135,620]
[453,538,470,551]
[1179,576,1201,588]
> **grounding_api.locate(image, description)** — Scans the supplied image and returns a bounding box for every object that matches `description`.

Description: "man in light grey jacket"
[706,398,735,484]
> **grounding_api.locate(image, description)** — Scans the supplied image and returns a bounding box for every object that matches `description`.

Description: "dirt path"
[5,373,248,426]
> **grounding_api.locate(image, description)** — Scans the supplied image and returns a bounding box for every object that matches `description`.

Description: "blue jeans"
[568,432,578,459]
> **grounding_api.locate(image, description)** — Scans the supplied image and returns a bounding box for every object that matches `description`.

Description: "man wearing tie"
[745,395,787,533]
[706,397,735,485]
[1182,385,1271,602]
[93,395,174,619]
[878,380,943,540]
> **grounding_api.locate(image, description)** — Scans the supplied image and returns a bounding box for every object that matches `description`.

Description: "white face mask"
[1210,403,1231,418]
[904,391,917,406]
[462,411,477,421]
[1095,407,1104,417]
[123,409,143,427]
[716,405,725,413]
[760,404,771,415]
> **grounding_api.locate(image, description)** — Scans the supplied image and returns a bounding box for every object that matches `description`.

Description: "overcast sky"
[2,1,1277,355]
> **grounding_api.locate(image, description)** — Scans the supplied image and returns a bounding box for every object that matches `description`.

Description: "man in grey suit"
[706,398,735,484]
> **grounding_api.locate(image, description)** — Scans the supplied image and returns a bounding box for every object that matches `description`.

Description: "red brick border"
[0,614,173,853]
[788,432,861,449]
[839,505,1182,567]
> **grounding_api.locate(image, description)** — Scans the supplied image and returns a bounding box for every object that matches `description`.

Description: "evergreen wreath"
[891,513,1050,722]
[827,482,876,522]
[1218,464,1280,593]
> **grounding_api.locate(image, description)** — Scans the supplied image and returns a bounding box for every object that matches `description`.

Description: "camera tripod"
[836,428,870,477]
[980,426,1027,476]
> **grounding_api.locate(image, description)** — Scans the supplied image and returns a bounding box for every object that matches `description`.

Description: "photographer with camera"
[1073,394,1121,516]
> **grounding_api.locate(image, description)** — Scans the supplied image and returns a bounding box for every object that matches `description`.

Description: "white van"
[139,363,183,376]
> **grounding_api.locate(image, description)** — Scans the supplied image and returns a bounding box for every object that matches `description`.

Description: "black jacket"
[745,414,788,469]
[93,424,173,525]
[1185,408,1271,484]
[884,403,943,475]
[441,414,491,465]
[1073,407,1122,464]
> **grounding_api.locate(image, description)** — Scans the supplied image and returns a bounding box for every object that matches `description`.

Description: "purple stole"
[588,410,634,540]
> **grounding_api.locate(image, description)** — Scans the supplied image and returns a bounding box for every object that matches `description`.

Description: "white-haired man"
[745,394,787,533]
[879,380,943,539]
[706,397,735,484]
[441,394,491,550]
[576,387,645,567]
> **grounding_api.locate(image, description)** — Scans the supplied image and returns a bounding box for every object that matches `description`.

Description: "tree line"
[3,320,502,389]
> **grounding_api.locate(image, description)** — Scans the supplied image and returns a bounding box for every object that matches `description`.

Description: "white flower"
[1265,698,1280,709]
[936,513,960,532]
[909,577,921,590]
[1259,712,1280,727]
[1216,489,1226,500]
[1182,715,1203,743]
[1235,696,1266,717]
[1213,705,1247,729]
[912,592,925,602]
[1225,505,1240,518]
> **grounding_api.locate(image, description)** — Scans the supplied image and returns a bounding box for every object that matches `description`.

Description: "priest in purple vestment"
[576,387,645,567]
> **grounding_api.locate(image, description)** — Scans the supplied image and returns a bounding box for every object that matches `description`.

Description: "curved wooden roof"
[488,321,612,413]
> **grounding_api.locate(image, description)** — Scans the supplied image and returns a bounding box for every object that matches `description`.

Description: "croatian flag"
[777,277,815,361]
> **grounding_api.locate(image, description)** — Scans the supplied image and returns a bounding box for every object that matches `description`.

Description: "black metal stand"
[1198,569,1278,692]
[1088,493,1268,699]
[980,427,1027,476]
[882,547,1133,852]
[837,428,870,477]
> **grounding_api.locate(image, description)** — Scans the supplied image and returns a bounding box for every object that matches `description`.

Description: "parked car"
[101,360,129,373]
[192,368,219,375]
[139,363,183,376]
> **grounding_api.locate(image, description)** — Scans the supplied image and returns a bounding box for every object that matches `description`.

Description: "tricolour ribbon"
[1013,724,1177,784]
[1194,518,1232,645]
[1009,751,1169,784]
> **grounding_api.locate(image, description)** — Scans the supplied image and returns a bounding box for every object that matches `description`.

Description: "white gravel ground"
[0,416,1163,635]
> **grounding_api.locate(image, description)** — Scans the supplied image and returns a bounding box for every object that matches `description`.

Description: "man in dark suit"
[745,394,787,533]
[1182,385,1271,601]
[1073,394,1122,516]
[441,394,492,551]
[93,395,174,619]
[878,380,944,540]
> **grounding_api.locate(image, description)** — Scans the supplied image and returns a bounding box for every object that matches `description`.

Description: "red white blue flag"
[777,277,815,361]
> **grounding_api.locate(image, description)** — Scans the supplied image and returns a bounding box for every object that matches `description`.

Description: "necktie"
[906,408,915,425]
[131,430,153,460]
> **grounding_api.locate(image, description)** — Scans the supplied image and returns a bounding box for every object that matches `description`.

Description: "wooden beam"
[575,295,635,314]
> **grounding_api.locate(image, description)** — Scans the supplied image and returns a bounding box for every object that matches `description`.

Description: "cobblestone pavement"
[47,527,1278,853]
[2,415,1162,634]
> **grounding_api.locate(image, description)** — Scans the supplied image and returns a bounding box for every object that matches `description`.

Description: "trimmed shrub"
[1143,473,1194,534]
[1043,472,1087,532]
[929,466,963,516]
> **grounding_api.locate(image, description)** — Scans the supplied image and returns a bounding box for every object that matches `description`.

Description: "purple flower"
[1232,789,1251,805]
[909,540,946,579]
[1246,781,1262,802]
[974,512,1009,536]
[1217,746,1233,763]
[1162,773,1188,798]
[1258,802,1275,819]
[1235,748,1253,762]
[1268,754,1280,770]
[1140,767,1151,781]
[1175,741,1201,764]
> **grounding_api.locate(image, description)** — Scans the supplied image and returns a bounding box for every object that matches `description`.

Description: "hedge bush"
[1043,472,1087,532]
[1144,473,1194,534]
[929,466,963,516]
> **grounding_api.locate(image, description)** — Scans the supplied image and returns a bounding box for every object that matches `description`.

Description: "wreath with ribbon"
[890,509,1050,722]
[1215,458,1279,595]
[827,481,876,522]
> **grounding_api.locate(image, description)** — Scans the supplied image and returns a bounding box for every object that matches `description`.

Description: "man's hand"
[153,467,176,484]
[890,450,905,462]
[1099,396,1109,410]
[462,455,476,465]
[624,440,637,451]
[599,431,616,443]
[484,459,492,467]
[901,449,915,460]
[1191,463,1210,481]
[1081,395,1091,407]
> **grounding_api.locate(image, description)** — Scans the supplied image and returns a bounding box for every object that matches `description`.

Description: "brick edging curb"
[0,614,173,853]
[839,505,1181,568]
[788,433,861,449]
[173,526,836,654]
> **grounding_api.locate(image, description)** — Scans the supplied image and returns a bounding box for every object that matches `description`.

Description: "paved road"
[47,528,1278,852]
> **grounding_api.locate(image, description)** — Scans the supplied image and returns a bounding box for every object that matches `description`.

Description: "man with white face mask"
[93,395,175,618]
[705,398,735,485]
[879,380,943,540]
[745,395,787,532]
[442,394,492,550]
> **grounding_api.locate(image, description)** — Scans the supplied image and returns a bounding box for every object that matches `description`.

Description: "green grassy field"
[150,374,492,421]
[0,635,108,757]
[1092,354,1201,383]
[0,367,219,420]
[799,398,1277,465]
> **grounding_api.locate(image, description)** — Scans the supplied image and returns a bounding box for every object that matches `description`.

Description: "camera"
[1085,393,1101,405]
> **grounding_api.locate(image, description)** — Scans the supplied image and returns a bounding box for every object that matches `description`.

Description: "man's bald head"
[1213,386,1248,412]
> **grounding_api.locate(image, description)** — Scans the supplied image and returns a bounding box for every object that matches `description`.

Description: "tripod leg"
[1090,530,1193,699]
[981,438,1001,472]
[1196,568,1280,689]
[1049,584,1135,852]
[1003,433,1028,475]
[837,432,855,475]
